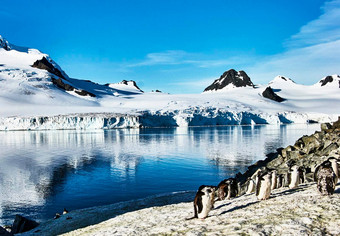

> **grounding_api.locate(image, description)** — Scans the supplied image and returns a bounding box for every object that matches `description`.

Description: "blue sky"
[1,0,340,93]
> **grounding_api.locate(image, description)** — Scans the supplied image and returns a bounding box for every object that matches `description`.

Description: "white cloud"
[126,50,190,67]
[247,0,340,84]
[247,39,340,84]
[285,0,340,48]
[125,50,254,69]
[171,77,217,88]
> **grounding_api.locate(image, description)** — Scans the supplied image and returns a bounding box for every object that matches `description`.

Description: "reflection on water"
[0,124,319,224]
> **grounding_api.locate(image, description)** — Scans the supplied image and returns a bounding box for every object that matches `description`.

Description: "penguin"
[217,178,238,200]
[246,169,263,194]
[288,165,300,189]
[193,185,216,219]
[217,180,228,200]
[63,208,69,215]
[225,178,238,199]
[271,170,278,190]
[283,172,290,187]
[298,166,306,184]
[314,160,336,195]
[286,159,296,169]
[54,213,61,219]
[246,177,256,194]
[256,172,272,200]
[328,157,339,183]
[276,174,285,188]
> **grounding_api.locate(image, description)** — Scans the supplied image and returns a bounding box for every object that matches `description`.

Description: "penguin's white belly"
[257,181,271,200]
[271,173,277,190]
[246,180,255,194]
[289,172,299,189]
[197,195,212,219]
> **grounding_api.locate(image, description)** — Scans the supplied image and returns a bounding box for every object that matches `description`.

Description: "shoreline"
[19,191,196,235]
[21,183,340,236]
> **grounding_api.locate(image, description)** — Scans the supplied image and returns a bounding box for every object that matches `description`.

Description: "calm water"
[0,124,319,225]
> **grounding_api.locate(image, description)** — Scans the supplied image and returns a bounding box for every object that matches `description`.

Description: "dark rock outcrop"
[51,78,96,97]
[319,76,333,86]
[262,86,285,102]
[32,57,66,80]
[204,69,254,92]
[0,37,10,51]
[11,215,39,234]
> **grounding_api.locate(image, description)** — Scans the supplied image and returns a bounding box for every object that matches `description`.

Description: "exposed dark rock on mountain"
[320,76,334,86]
[51,78,96,97]
[105,80,144,93]
[0,37,10,51]
[122,80,144,92]
[204,69,254,92]
[32,57,66,80]
[262,86,285,102]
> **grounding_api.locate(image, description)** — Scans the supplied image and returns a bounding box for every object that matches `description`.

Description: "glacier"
[0,109,336,131]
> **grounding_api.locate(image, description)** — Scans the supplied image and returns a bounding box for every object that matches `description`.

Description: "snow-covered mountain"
[106,80,144,94]
[0,35,339,130]
[203,69,255,92]
[315,75,340,88]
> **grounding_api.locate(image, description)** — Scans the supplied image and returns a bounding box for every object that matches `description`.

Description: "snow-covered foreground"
[22,183,340,236]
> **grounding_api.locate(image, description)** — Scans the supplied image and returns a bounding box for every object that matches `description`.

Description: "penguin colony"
[193,157,339,219]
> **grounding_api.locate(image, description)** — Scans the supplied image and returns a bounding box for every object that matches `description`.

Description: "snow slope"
[0,35,339,130]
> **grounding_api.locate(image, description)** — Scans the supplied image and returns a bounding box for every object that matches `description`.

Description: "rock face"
[31,57,96,97]
[51,78,96,97]
[262,86,285,102]
[204,69,254,92]
[319,75,340,87]
[120,80,144,92]
[0,36,11,51]
[236,116,340,193]
[11,215,39,234]
[320,76,334,86]
[32,57,66,80]
[105,80,144,93]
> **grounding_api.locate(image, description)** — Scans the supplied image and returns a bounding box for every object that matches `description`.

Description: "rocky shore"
[10,117,340,235]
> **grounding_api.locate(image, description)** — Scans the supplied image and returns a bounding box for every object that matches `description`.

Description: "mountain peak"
[0,35,11,51]
[317,75,340,88]
[106,80,144,93]
[270,75,296,84]
[203,69,254,92]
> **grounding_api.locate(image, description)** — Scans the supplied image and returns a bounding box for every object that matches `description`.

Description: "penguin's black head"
[321,160,332,168]
[286,159,296,169]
